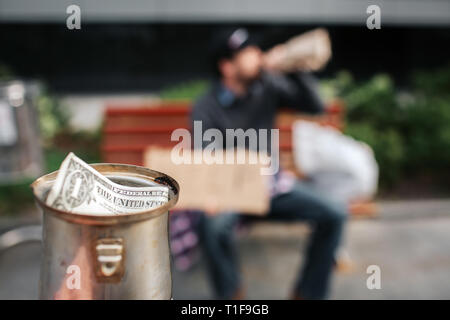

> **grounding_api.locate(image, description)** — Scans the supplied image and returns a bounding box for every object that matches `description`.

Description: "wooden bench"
[101,101,377,217]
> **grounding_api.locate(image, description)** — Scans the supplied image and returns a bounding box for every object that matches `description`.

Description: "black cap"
[210,27,255,75]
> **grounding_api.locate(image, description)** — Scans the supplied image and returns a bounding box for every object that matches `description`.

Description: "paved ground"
[1,199,450,299]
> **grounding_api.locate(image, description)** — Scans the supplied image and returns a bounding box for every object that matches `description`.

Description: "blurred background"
[0,0,450,299]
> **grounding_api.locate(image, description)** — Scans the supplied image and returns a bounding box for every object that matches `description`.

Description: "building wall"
[1,0,450,25]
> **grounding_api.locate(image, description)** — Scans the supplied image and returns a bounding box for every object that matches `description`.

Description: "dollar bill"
[46,152,169,215]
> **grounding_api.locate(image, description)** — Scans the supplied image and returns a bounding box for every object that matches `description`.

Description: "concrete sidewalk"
[1,199,450,299]
[175,199,450,299]
[171,215,450,299]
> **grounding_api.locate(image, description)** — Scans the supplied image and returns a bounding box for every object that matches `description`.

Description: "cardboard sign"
[144,147,270,215]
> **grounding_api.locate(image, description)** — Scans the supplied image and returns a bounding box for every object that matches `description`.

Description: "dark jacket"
[191,71,325,151]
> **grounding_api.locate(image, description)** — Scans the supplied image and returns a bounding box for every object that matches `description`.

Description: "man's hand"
[263,44,287,73]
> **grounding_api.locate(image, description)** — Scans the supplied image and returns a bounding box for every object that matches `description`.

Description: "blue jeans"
[198,181,347,299]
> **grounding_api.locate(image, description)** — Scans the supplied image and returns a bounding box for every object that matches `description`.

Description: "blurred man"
[192,28,346,299]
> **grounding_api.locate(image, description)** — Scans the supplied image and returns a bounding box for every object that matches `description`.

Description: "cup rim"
[31,163,179,226]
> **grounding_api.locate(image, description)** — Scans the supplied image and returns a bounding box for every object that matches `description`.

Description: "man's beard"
[239,67,262,87]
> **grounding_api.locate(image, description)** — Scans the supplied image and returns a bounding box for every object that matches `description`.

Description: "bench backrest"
[101,101,345,173]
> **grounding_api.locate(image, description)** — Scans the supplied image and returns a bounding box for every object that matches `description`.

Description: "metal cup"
[31,163,179,300]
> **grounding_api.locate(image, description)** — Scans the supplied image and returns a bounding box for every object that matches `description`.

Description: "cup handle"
[94,238,125,282]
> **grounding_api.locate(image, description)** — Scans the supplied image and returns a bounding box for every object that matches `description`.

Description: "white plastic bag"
[292,120,378,202]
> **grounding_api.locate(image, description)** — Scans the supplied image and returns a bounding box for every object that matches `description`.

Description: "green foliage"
[403,93,450,171]
[0,63,14,81]
[412,66,450,97]
[36,94,69,142]
[344,123,405,185]
[0,180,35,215]
[323,65,450,188]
